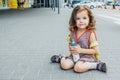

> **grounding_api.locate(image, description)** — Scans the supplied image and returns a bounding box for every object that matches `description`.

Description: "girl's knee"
[74,65,85,72]
[60,59,74,70]
[61,63,70,70]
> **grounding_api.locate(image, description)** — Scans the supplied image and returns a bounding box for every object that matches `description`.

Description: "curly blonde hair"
[69,5,96,32]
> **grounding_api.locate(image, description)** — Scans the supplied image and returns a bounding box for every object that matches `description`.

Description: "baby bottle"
[71,39,79,62]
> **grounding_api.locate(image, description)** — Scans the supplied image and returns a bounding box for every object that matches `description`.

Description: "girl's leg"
[74,61,95,73]
[60,57,74,70]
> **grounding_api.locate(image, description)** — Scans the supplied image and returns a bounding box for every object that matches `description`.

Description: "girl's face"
[75,10,89,29]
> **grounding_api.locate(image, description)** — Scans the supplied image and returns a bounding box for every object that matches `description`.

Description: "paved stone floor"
[0,8,120,80]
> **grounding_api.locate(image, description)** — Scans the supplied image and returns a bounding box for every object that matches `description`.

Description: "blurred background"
[0,0,120,10]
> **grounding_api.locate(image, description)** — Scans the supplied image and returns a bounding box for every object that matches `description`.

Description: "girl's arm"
[77,45,99,55]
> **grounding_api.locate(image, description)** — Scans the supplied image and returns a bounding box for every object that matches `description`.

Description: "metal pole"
[51,0,53,10]
[58,0,60,14]
[54,0,55,11]
[44,0,45,7]
[40,0,41,7]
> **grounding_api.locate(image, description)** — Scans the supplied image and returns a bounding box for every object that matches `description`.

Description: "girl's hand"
[69,45,81,54]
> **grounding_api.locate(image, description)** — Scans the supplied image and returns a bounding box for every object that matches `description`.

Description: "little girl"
[51,6,107,73]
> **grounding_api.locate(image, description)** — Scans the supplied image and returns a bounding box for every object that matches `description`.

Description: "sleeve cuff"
[66,35,72,45]
[90,41,98,48]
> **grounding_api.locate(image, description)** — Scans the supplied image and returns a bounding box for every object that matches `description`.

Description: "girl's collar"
[74,29,87,43]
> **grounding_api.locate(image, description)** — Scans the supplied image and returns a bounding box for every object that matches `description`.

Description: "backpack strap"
[88,31,99,62]
[88,31,97,44]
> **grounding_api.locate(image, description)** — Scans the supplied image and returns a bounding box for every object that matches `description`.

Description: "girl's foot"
[97,62,107,73]
[51,54,63,63]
